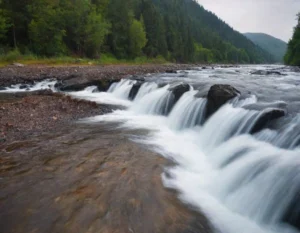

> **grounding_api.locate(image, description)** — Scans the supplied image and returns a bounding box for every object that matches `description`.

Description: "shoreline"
[0,64,200,87]
[0,64,199,145]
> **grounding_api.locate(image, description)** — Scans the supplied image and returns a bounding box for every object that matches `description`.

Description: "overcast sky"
[196,0,300,42]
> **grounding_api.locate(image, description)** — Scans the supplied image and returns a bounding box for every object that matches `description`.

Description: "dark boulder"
[129,81,143,100]
[56,77,120,92]
[206,84,240,118]
[168,83,191,103]
[129,75,145,82]
[250,108,286,134]
[0,87,6,91]
[19,84,30,89]
[165,70,177,74]
[251,70,285,76]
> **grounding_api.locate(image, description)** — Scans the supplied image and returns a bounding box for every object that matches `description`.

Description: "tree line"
[285,13,300,66]
[0,0,274,63]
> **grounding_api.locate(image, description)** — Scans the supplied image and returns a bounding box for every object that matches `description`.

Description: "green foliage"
[285,14,300,66]
[0,48,22,62]
[0,0,275,64]
[84,8,110,58]
[28,2,66,56]
[0,1,8,40]
[129,18,147,57]
[107,0,133,58]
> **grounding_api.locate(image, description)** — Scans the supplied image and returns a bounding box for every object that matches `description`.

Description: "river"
[1,64,300,233]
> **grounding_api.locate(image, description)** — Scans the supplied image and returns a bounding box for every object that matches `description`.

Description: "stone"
[251,70,285,76]
[165,70,177,74]
[206,84,240,118]
[250,109,286,134]
[168,83,191,103]
[56,77,120,92]
[12,63,25,67]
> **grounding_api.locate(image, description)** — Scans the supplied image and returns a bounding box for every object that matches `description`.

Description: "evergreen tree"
[107,0,133,58]
[28,0,66,56]
[129,18,147,57]
[84,7,110,58]
[0,0,8,41]
[284,13,300,66]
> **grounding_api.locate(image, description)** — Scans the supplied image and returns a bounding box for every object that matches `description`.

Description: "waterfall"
[168,90,207,130]
[107,79,136,99]
[197,104,263,152]
[65,76,300,233]
[208,136,300,231]
[134,82,158,101]
[255,115,300,149]
[130,85,175,115]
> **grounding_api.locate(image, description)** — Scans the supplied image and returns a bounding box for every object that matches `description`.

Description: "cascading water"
[168,90,207,130]
[134,82,158,101]
[107,79,136,99]
[130,85,175,115]
[255,115,300,149]
[0,79,57,92]
[88,77,300,233]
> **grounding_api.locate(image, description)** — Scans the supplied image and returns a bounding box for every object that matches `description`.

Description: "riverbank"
[0,64,196,87]
[0,64,195,144]
[0,91,113,145]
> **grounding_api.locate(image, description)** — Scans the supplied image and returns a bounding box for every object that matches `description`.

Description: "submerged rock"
[206,84,240,118]
[250,108,286,134]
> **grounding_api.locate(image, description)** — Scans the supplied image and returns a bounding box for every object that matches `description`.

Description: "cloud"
[197,0,300,42]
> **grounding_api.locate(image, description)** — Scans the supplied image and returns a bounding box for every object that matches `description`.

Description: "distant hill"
[244,33,287,63]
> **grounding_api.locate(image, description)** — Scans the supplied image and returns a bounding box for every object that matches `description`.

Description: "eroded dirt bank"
[0,122,211,233]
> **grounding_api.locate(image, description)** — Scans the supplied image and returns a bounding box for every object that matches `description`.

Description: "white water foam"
[79,79,300,233]
[0,79,57,93]
[107,79,136,99]
[134,82,158,101]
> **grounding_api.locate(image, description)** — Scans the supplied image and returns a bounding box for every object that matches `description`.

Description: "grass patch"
[0,51,169,67]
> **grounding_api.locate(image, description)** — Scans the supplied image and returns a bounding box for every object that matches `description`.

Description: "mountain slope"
[0,0,275,64]
[244,33,287,63]
[152,0,274,63]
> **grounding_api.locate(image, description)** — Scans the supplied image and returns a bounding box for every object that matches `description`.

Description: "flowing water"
[2,65,300,233]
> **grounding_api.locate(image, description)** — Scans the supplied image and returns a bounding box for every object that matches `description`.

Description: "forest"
[0,0,275,64]
[285,13,300,66]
